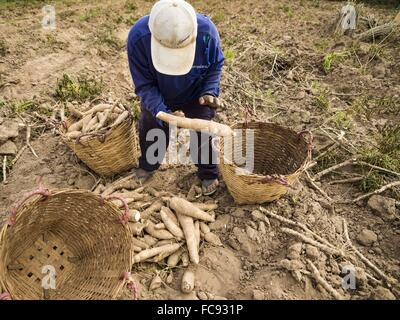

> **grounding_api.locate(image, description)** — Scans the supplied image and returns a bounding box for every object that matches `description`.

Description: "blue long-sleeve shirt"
[127,14,224,118]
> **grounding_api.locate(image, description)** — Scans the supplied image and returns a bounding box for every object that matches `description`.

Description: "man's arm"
[127,37,171,120]
[199,35,224,99]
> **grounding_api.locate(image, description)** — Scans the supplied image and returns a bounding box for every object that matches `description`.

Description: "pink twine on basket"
[243,104,254,127]
[252,174,290,187]
[7,177,51,226]
[0,292,12,300]
[99,195,130,225]
[121,272,140,300]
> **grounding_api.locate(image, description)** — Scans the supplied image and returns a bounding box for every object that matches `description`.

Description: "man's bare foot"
[201,179,219,196]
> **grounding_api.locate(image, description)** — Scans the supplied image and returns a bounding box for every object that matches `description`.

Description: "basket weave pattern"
[0,189,133,300]
[219,122,311,204]
[62,117,139,177]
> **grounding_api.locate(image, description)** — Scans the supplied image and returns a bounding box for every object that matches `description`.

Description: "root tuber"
[169,197,215,222]
[160,206,184,239]
[145,221,175,240]
[181,268,195,293]
[156,111,235,137]
[176,213,199,264]
[133,243,181,263]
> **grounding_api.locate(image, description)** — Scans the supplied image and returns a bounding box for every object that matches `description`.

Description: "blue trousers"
[138,102,218,180]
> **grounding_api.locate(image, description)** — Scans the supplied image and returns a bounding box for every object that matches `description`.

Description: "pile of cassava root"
[94,175,222,295]
[64,102,130,139]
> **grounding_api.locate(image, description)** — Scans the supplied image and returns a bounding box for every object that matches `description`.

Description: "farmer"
[127,0,224,195]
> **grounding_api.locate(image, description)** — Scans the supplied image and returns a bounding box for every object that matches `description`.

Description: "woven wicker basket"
[61,114,139,177]
[0,184,134,300]
[219,122,312,204]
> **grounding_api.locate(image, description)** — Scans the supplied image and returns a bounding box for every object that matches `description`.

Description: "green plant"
[375,96,400,115]
[360,171,386,193]
[8,100,51,116]
[314,38,331,54]
[58,9,76,19]
[125,16,138,26]
[131,99,141,121]
[125,1,138,12]
[0,39,7,57]
[212,10,226,25]
[12,100,39,113]
[313,90,330,110]
[350,95,371,117]
[312,148,349,173]
[355,124,400,196]
[43,34,67,49]
[0,0,43,10]
[224,49,235,63]
[311,0,321,7]
[332,111,353,130]
[322,51,350,73]
[79,7,102,22]
[96,27,123,50]
[361,149,399,171]
[376,124,400,156]
[55,74,103,102]
[281,5,294,18]
[351,95,400,119]
[368,43,385,61]
[113,15,123,24]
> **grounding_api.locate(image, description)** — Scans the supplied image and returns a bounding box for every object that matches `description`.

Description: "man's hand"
[199,95,223,109]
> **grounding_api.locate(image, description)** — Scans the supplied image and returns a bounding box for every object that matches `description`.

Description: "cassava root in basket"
[64,103,130,139]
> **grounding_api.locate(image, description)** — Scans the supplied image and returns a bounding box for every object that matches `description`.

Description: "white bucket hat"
[149,0,197,76]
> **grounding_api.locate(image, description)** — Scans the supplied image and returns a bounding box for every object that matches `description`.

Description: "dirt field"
[0,0,399,300]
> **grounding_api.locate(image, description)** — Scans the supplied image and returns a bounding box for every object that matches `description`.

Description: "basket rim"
[0,188,133,236]
[219,120,312,179]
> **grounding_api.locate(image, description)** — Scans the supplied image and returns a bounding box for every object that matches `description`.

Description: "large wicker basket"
[62,114,139,177]
[219,122,312,204]
[0,183,134,300]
